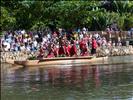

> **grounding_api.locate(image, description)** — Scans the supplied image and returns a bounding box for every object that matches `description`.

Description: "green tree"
[1,7,16,30]
[0,1,133,31]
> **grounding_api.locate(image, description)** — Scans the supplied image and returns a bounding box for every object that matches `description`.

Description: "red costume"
[38,47,44,58]
[70,44,77,56]
[91,38,97,55]
[47,45,58,58]
[65,44,71,56]
[92,39,97,49]
[79,40,88,56]
[58,45,66,56]
[53,47,58,57]
[47,49,55,58]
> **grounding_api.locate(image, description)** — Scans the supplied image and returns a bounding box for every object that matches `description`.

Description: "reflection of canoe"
[6,55,133,67]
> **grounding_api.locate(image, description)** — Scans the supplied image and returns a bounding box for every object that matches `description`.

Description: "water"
[1,63,133,100]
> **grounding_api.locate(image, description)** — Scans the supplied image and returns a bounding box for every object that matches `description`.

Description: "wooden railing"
[87,31,133,41]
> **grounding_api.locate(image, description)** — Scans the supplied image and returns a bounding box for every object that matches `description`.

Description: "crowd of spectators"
[0,27,124,58]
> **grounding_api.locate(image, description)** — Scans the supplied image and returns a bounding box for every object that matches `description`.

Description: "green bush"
[28,56,37,60]
[124,16,133,30]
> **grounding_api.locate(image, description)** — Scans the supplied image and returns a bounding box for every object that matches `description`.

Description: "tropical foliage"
[1,1,133,31]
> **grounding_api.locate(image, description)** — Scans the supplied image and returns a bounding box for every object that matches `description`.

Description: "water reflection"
[2,65,99,86]
[1,63,133,100]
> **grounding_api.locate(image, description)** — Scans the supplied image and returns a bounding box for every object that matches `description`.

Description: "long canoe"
[14,56,94,66]
[6,55,133,67]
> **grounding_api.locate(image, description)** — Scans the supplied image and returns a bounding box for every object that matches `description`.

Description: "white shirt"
[23,38,28,43]
[5,43,10,51]
[83,27,86,31]
[47,34,51,39]
[79,34,83,39]
[3,41,10,51]
[20,46,25,51]
[102,39,107,46]
[28,38,31,41]
[26,46,31,51]
[33,41,38,47]
[94,33,99,39]
[21,30,25,34]
[56,45,59,49]
[43,37,47,42]
[35,35,38,38]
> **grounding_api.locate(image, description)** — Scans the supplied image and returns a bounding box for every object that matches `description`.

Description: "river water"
[1,63,133,100]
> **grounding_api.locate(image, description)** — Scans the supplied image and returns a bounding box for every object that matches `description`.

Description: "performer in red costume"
[58,44,66,57]
[79,39,88,56]
[53,44,59,57]
[70,40,78,57]
[47,49,55,58]
[37,46,45,59]
[47,43,59,58]
[91,37,97,56]
[65,42,71,57]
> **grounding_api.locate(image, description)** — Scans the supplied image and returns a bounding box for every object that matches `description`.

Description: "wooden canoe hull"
[5,55,133,67]
[5,59,15,65]
[13,55,133,67]
[14,56,94,66]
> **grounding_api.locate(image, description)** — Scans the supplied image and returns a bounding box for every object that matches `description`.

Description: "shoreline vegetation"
[1,46,133,63]
[1,1,133,31]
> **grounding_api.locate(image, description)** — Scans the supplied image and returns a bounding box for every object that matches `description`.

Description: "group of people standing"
[1,27,116,58]
[39,36,97,58]
[34,28,100,58]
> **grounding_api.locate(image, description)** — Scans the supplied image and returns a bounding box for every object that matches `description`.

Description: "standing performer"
[65,42,71,57]
[70,40,77,57]
[37,46,45,59]
[47,44,55,58]
[91,37,97,56]
[58,44,66,57]
[79,39,88,56]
